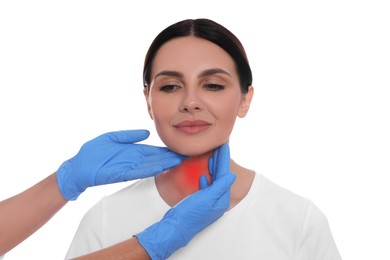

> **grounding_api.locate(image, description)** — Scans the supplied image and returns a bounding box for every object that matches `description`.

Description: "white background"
[0,0,389,259]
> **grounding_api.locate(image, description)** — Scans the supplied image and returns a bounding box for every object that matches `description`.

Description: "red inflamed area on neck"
[178,156,211,191]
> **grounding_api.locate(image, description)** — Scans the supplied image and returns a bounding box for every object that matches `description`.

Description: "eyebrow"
[155,70,184,79]
[198,68,231,78]
[154,68,231,80]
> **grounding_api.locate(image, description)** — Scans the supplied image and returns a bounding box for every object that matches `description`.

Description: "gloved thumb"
[104,129,150,144]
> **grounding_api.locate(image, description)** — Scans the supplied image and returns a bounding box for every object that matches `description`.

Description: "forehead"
[151,36,237,77]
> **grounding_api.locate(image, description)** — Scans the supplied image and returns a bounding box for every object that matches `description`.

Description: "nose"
[179,93,204,113]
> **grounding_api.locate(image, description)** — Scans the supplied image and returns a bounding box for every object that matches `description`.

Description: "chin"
[166,142,223,157]
[159,131,229,156]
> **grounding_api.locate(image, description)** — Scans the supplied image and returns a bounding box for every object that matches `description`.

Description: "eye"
[203,84,225,91]
[160,85,180,92]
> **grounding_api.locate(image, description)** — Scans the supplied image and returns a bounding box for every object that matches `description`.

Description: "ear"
[143,87,154,120]
[237,86,254,118]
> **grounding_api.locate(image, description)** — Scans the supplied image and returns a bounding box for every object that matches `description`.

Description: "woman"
[66,18,341,259]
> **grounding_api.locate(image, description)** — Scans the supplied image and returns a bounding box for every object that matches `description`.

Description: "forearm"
[72,237,150,260]
[0,173,67,255]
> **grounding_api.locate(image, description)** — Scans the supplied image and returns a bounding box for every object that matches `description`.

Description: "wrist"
[56,160,82,201]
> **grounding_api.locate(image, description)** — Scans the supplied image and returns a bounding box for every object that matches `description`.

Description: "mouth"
[174,120,212,135]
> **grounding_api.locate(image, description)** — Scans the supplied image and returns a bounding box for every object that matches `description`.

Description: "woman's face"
[145,36,253,156]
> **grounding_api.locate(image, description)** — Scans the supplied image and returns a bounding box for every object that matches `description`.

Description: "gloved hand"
[136,143,235,260]
[56,129,186,200]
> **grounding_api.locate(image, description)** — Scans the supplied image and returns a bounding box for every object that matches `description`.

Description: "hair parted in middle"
[143,18,253,94]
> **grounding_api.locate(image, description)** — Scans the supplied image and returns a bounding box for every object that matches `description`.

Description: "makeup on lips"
[174,120,212,134]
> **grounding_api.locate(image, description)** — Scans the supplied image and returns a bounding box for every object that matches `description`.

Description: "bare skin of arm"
[0,173,150,259]
[0,173,66,255]
[72,237,150,260]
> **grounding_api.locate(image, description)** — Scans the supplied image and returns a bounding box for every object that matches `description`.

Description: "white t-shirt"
[65,173,341,260]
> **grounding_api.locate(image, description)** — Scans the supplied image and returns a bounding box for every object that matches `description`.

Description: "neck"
[176,153,212,191]
[156,152,212,204]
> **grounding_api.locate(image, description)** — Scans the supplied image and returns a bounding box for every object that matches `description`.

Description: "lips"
[174,120,212,134]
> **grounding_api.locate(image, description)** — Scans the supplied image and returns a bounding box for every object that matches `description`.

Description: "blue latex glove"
[136,143,235,260]
[56,130,186,200]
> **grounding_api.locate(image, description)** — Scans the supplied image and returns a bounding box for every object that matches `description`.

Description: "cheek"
[212,96,241,131]
[216,110,238,141]
[149,97,176,141]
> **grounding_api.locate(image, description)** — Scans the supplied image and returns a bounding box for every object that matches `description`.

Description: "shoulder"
[79,178,154,221]
[103,177,155,202]
[251,174,330,228]
[255,174,311,212]
[66,178,158,253]
[254,174,341,258]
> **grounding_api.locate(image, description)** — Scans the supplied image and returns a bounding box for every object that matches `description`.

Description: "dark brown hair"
[143,18,252,93]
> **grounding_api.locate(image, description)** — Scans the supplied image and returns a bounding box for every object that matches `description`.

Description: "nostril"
[179,99,203,112]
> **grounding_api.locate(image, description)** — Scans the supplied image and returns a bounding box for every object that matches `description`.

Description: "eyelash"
[159,85,180,92]
[159,84,225,93]
[203,84,225,91]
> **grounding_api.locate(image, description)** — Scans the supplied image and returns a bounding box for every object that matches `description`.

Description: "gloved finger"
[215,143,230,179]
[199,175,209,189]
[137,145,187,160]
[209,143,230,182]
[113,145,187,170]
[104,129,150,144]
[107,144,186,167]
[119,158,183,179]
[208,148,218,180]
[135,156,185,176]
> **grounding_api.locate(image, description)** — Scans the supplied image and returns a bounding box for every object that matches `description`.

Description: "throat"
[156,152,212,206]
[178,155,211,191]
